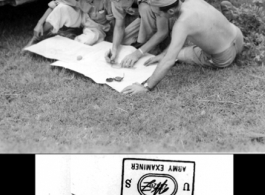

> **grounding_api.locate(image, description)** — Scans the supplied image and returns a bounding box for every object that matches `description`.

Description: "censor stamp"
[121,158,195,195]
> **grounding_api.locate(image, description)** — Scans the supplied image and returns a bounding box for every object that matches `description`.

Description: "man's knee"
[54,3,73,13]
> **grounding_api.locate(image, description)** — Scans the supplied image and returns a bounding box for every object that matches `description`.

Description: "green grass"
[1,0,265,153]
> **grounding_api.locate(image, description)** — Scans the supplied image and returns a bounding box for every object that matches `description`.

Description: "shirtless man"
[122,0,244,94]
[105,0,172,67]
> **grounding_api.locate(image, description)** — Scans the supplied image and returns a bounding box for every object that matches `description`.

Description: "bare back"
[176,0,237,54]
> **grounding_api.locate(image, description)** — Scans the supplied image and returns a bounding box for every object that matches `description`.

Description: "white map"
[25,36,157,92]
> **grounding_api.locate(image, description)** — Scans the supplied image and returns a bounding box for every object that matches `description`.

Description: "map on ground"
[25,36,158,92]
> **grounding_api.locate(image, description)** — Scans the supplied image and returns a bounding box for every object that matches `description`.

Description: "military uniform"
[46,0,92,33]
[111,0,174,47]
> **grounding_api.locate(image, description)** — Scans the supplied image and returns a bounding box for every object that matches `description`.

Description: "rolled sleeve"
[110,0,135,20]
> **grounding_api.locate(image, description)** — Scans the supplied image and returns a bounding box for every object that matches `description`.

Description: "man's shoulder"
[172,8,199,35]
[177,7,197,24]
[111,0,135,21]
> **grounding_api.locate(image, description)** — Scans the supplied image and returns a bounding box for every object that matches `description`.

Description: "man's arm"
[38,8,53,25]
[34,0,62,37]
[105,18,125,64]
[105,2,128,64]
[112,18,125,58]
[146,22,188,89]
[34,7,53,36]
[121,22,188,94]
[140,15,169,54]
[120,14,169,67]
[144,45,169,66]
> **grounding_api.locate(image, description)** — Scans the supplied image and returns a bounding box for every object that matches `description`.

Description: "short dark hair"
[159,0,180,12]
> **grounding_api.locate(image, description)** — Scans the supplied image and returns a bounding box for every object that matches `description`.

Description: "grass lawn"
[1,0,265,153]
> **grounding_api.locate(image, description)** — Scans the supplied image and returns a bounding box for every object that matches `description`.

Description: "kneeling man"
[105,0,172,67]
[122,0,244,94]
